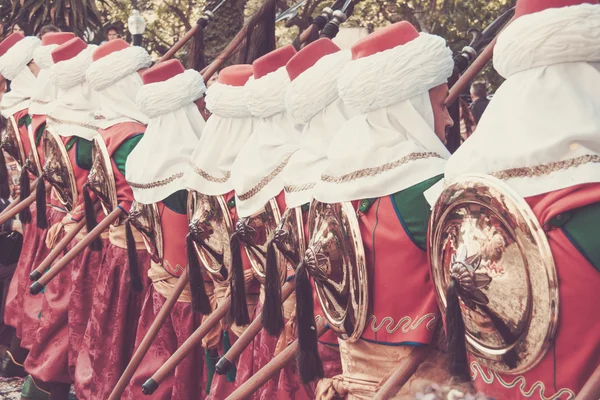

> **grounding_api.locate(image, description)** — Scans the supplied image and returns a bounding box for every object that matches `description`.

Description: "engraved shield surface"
[42,128,78,211]
[26,125,42,177]
[188,191,233,284]
[306,201,368,342]
[88,136,118,217]
[235,198,285,284]
[1,116,25,167]
[129,201,163,263]
[428,173,559,374]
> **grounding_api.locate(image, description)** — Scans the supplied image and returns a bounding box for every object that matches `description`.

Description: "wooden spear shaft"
[29,207,123,295]
[575,363,600,400]
[215,280,295,374]
[0,190,36,225]
[108,269,191,400]
[0,179,38,219]
[225,321,329,400]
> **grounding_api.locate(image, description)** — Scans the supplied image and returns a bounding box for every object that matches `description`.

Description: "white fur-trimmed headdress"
[0,35,41,81]
[86,44,152,91]
[205,81,251,118]
[50,46,96,90]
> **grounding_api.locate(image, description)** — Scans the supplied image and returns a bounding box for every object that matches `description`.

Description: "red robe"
[471,183,600,400]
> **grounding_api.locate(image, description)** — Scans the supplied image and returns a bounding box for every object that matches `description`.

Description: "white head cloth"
[283,50,354,208]
[444,3,600,198]
[29,43,60,116]
[86,45,152,129]
[0,37,41,117]
[231,66,302,217]
[46,45,101,140]
[126,69,206,204]
[313,33,453,203]
[183,79,254,196]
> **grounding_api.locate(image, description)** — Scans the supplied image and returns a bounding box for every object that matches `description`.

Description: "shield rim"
[275,206,306,284]
[26,124,42,176]
[43,126,78,212]
[2,116,26,167]
[130,200,163,263]
[428,173,559,374]
[91,136,118,218]
[307,200,369,343]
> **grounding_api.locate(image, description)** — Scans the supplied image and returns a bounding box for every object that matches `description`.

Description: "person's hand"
[11,219,22,235]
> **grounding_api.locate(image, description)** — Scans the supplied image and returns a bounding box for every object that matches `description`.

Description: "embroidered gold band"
[367,313,437,334]
[128,172,184,190]
[284,182,315,193]
[31,99,51,105]
[0,97,30,110]
[470,361,575,400]
[491,154,600,180]
[238,154,293,201]
[321,152,442,183]
[47,115,98,131]
[187,160,231,183]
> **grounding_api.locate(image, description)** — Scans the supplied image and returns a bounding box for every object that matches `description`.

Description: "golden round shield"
[129,201,163,264]
[42,128,78,212]
[306,201,368,342]
[428,174,559,374]
[236,198,286,284]
[89,137,118,218]
[1,116,25,167]
[187,192,233,284]
[26,125,42,177]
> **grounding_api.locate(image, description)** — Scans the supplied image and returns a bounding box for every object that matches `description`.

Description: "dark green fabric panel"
[75,137,94,170]
[113,134,143,175]
[550,202,600,273]
[35,122,46,146]
[390,174,443,250]
[65,137,77,152]
[163,190,188,214]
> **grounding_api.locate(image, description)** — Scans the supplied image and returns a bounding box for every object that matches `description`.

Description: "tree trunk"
[204,0,249,63]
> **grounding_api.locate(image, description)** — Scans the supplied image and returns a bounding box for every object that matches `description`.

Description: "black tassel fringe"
[262,240,284,337]
[18,168,31,223]
[187,234,212,315]
[35,177,47,229]
[295,261,323,383]
[125,220,143,292]
[83,184,102,251]
[445,278,471,382]
[228,232,250,326]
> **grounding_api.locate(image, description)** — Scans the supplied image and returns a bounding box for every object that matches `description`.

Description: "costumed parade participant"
[183,63,258,399]
[228,44,305,399]
[0,32,71,378]
[260,37,354,395]
[22,36,105,400]
[123,58,207,399]
[430,0,600,398]
[302,20,455,399]
[74,38,152,400]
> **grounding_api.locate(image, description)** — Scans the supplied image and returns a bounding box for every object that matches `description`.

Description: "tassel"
[222,331,237,382]
[295,260,324,383]
[445,278,471,382]
[187,21,206,71]
[228,232,250,326]
[205,348,219,395]
[187,234,212,315]
[35,176,47,229]
[83,184,101,251]
[126,220,143,292]
[0,148,8,185]
[262,240,284,337]
[18,167,31,223]
[236,0,277,64]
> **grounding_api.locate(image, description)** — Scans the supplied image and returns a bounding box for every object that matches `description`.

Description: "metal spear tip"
[141,378,158,395]
[215,357,233,375]
[30,282,44,295]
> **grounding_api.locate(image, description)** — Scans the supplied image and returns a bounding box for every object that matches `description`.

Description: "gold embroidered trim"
[47,115,98,131]
[0,97,30,110]
[321,152,442,183]
[238,154,292,201]
[367,313,437,334]
[492,155,600,180]
[284,182,315,193]
[128,172,184,190]
[187,160,231,183]
[31,99,51,105]
[471,362,575,400]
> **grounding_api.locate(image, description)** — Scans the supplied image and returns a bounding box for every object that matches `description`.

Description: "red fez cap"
[286,38,340,81]
[252,45,297,79]
[41,32,75,47]
[218,64,253,86]
[515,0,596,17]
[0,33,24,58]
[52,37,87,64]
[92,39,129,62]
[142,59,185,85]
[351,21,419,60]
